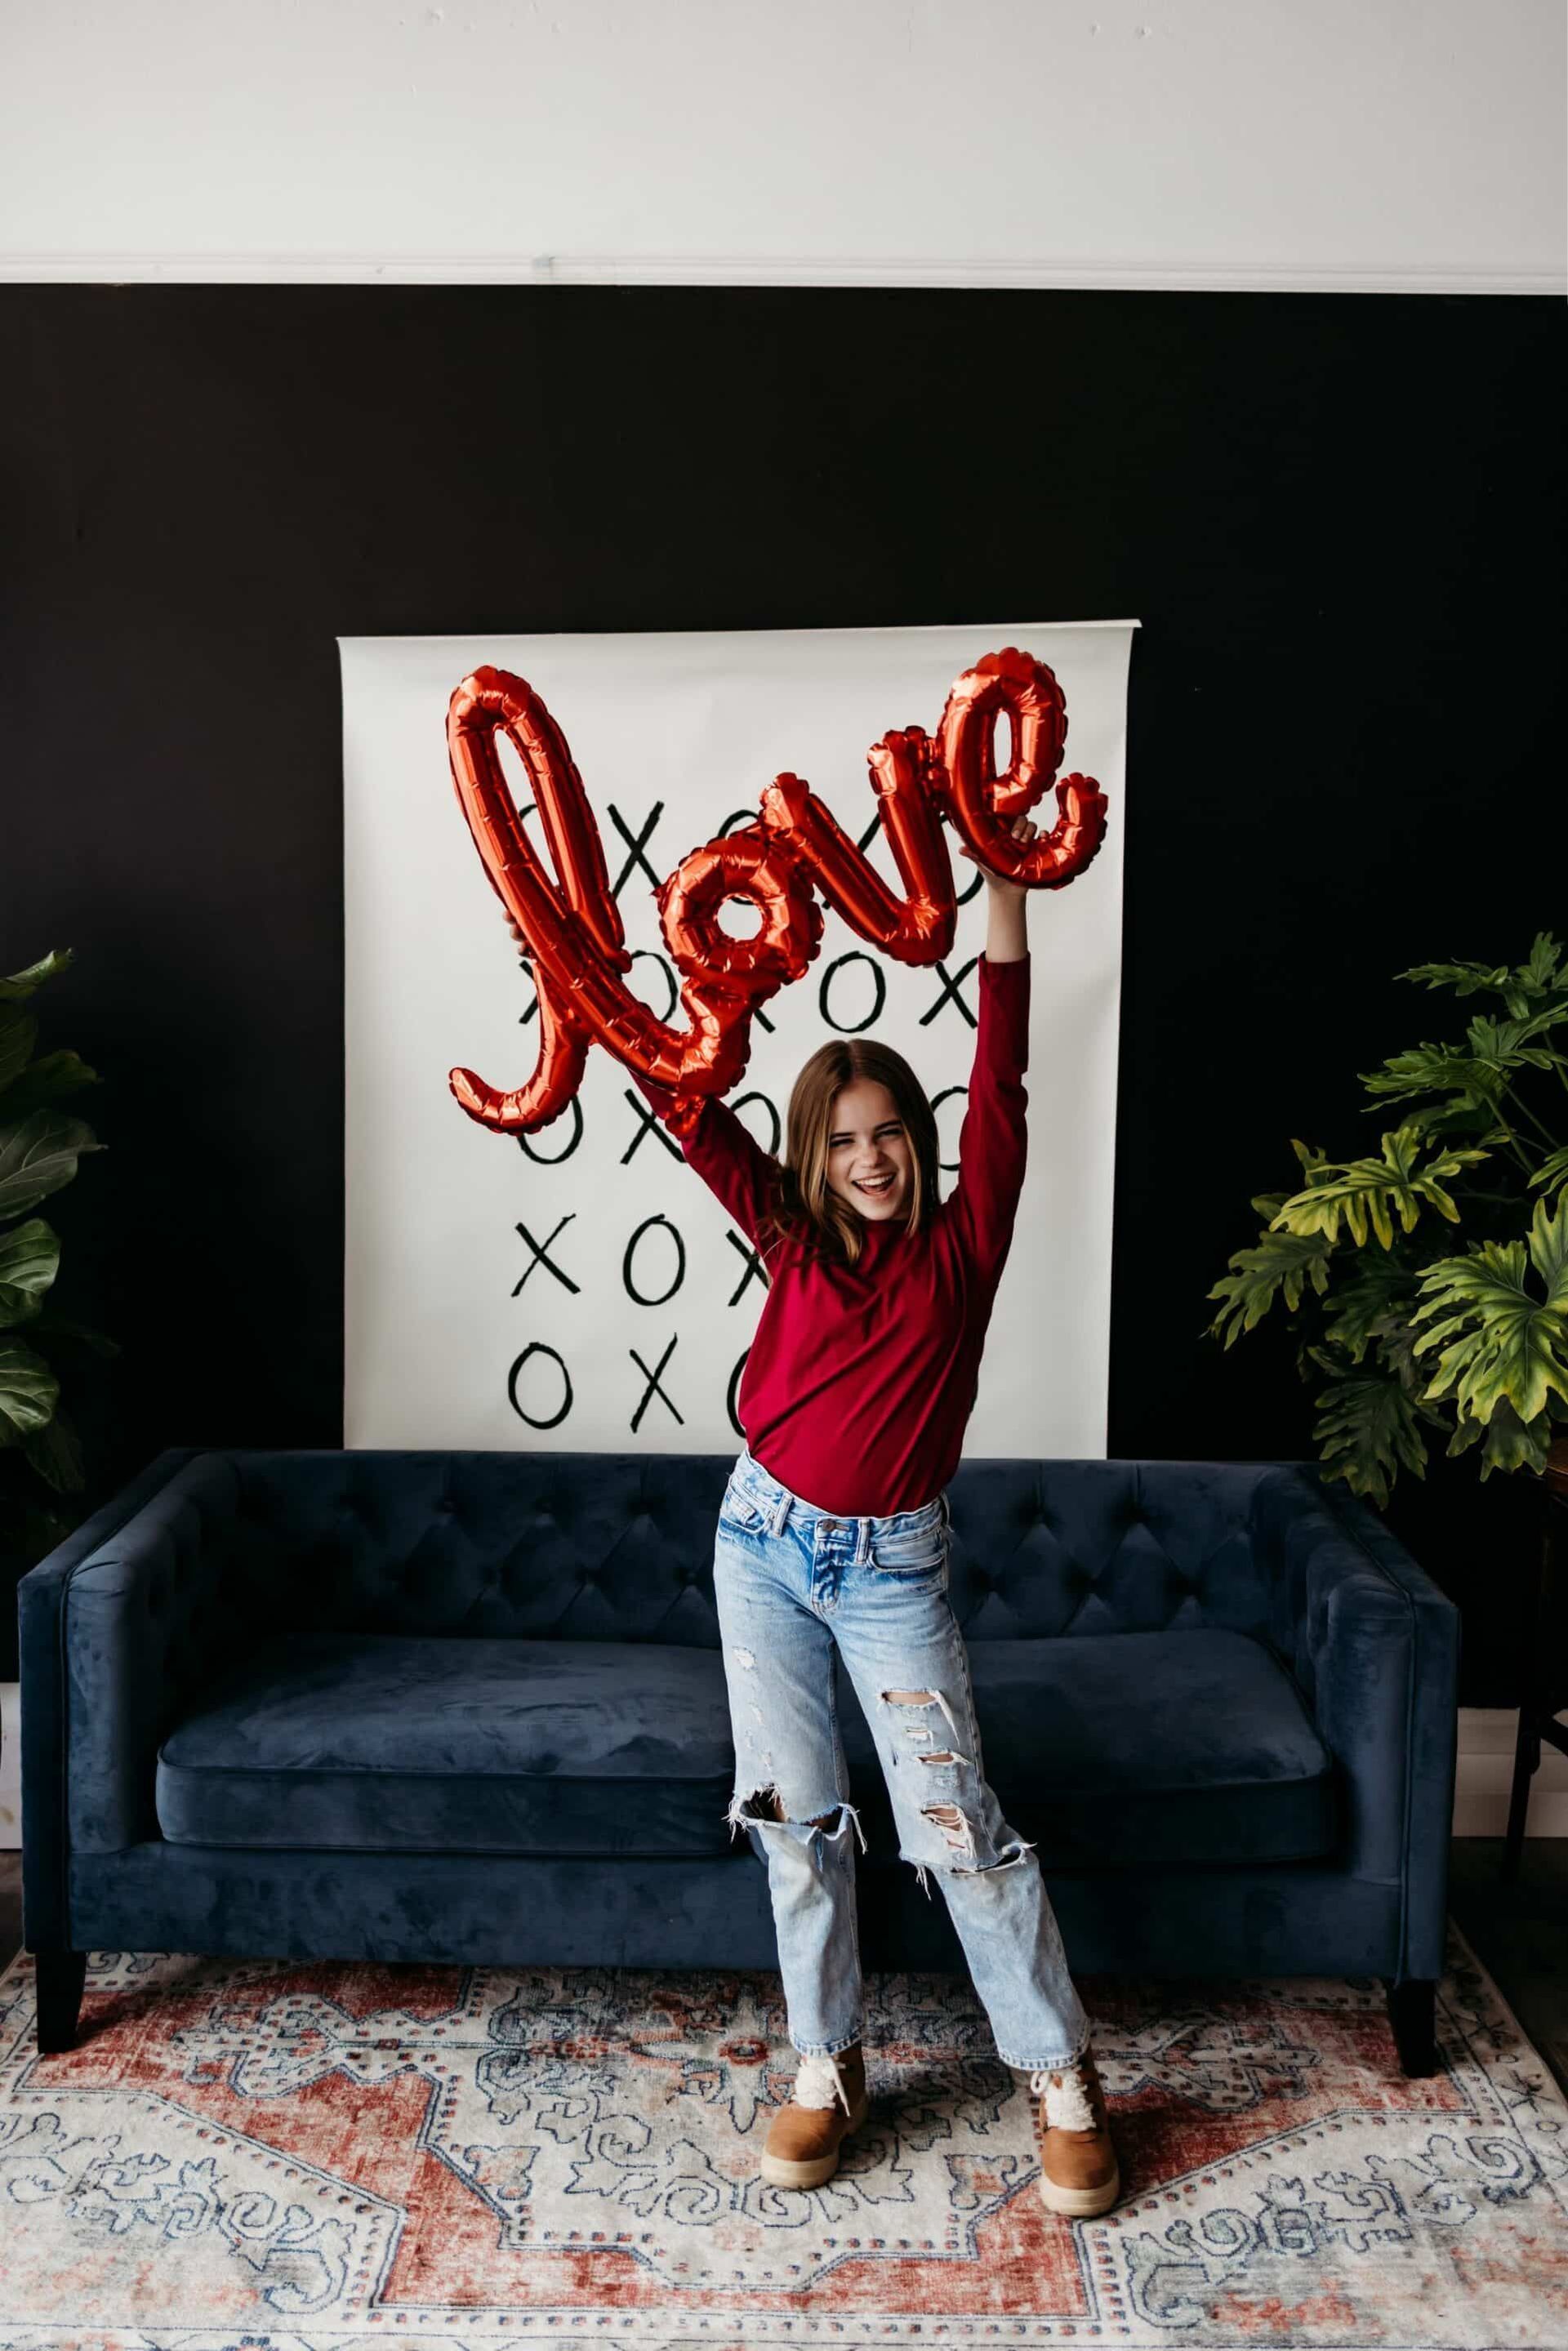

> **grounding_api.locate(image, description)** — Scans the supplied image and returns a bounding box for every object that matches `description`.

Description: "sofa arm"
[17,1447,202,1949]
[1250,1466,1460,1975]
[20,1451,243,1893]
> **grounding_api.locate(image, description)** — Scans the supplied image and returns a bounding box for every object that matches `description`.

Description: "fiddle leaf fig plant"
[1206,930,1568,1506]
[0,949,118,1563]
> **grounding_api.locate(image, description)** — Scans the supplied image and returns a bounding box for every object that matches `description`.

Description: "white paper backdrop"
[340,622,1136,1458]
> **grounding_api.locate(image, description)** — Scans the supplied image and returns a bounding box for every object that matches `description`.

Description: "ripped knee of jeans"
[727,1783,787,1827]
[969,1835,1036,1874]
[725,1788,868,1854]
[909,1808,1039,1878]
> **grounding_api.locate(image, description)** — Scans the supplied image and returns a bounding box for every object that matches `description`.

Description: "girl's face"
[824,1077,913,1222]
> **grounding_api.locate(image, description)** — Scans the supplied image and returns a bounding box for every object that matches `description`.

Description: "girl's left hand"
[958,813,1038,897]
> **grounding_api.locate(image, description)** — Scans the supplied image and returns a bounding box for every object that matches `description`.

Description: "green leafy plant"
[0,949,118,1564]
[1205,931,1568,1506]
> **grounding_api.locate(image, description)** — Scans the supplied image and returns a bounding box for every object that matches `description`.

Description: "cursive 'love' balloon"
[445,647,1108,1138]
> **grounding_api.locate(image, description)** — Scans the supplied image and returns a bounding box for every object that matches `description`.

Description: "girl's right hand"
[957,811,1040,896]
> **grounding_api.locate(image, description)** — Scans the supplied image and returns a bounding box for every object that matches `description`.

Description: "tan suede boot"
[1031,2044,1122,2217]
[760,2044,870,2188]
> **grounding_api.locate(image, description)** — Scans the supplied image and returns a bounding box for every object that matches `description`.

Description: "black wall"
[2,286,1562,1698]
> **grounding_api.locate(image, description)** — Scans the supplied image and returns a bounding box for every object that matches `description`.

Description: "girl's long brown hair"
[755,1035,942,1270]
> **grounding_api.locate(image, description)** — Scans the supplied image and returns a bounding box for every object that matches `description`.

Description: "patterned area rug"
[1,1917,1565,2349]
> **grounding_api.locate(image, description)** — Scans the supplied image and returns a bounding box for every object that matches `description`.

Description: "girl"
[510,821,1120,2219]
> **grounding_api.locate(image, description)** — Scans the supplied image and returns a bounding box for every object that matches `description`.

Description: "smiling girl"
[505,815,1118,2211]
[617,814,1123,2219]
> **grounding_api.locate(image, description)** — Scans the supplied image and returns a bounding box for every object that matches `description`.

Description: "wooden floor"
[2,1844,1564,2091]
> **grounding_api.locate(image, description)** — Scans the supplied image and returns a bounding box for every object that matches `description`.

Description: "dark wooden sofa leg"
[34,1949,87,2054]
[1383,1977,1437,2076]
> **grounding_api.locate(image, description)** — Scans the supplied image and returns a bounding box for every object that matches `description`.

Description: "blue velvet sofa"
[19,1446,1459,2073]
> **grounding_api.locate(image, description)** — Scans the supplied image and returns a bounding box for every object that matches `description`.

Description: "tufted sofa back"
[156,1448,1316,1664]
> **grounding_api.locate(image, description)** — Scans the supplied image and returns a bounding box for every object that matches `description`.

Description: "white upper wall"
[2,0,1561,290]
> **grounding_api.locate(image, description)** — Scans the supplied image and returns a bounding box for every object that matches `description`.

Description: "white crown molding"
[0,255,1561,296]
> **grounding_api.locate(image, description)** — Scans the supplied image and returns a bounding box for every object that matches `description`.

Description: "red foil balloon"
[446,648,1109,1138]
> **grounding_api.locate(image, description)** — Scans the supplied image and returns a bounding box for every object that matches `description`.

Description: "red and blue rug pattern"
[0,1917,1564,2347]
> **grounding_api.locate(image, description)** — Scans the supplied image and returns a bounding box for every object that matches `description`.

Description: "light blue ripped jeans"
[714,1444,1091,2071]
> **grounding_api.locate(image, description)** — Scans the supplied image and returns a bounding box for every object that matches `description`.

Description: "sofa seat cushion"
[839,1628,1339,1868]
[155,1634,737,1857]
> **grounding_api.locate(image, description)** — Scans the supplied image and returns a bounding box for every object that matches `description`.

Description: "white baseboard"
[1452,1706,1568,1837]
[0,1687,1562,1854]
[0,1683,17,1850]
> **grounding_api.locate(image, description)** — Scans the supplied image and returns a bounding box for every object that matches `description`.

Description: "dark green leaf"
[0,949,74,1002]
[1312,1364,1435,1507]
[1322,1251,1420,1364]
[0,1337,60,1440]
[0,1217,60,1327]
[1410,1194,1568,1427]
[0,1049,101,1118]
[20,1404,86,1494]
[0,1111,105,1222]
[1206,1226,1333,1346]
[0,1004,39,1093]
[1271,1123,1489,1250]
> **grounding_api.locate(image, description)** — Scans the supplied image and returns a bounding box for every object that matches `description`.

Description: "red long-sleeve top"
[631,951,1031,1516]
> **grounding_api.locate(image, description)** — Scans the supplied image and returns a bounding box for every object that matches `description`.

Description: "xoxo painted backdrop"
[340,622,1136,1454]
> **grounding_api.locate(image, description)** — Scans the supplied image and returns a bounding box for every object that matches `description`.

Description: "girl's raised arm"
[946,822,1035,1280]
[945,949,1031,1281]
[502,910,785,1253]
[630,1067,785,1257]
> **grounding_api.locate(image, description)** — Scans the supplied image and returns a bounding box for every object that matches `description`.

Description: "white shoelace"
[793,2051,853,2114]
[1028,2059,1098,2133]
[795,2050,1098,2128]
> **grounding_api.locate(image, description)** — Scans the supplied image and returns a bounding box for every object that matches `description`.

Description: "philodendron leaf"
[1397,931,1564,1019]
[1321,1250,1421,1364]
[1467,1012,1567,1072]
[1373,1314,1430,1394]
[1530,1146,1568,1196]
[1448,1396,1554,1479]
[1359,1041,1512,1111]
[1366,1102,1509,1146]
[1205,1226,1333,1345]
[1311,1363,1436,1507]
[1536,1187,1568,1294]
[0,1218,60,1327]
[20,1403,86,1494]
[1397,955,1514,999]
[1270,1122,1490,1252]
[0,950,74,1002]
[0,1336,60,1440]
[1446,1397,1553,1477]
[1410,1191,1568,1428]
[1361,954,1568,1110]
[1521,931,1566,991]
[0,1111,105,1222]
